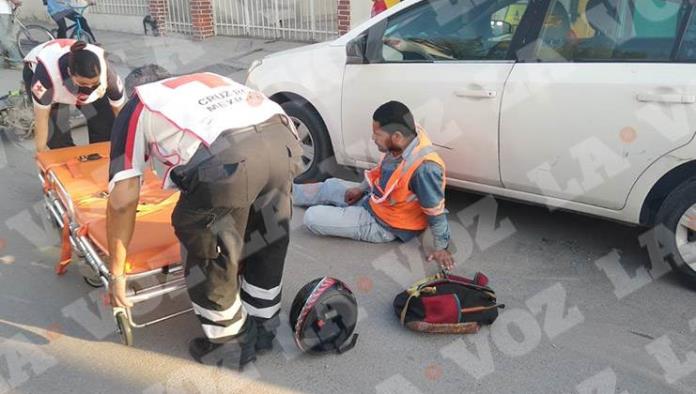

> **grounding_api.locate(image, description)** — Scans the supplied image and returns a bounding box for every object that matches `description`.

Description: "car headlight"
[245,59,263,86]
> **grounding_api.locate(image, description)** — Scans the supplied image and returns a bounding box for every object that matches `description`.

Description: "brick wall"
[338,0,351,36]
[190,0,215,40]
[149,0,168,35]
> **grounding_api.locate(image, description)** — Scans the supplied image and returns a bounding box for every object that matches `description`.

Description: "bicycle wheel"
[16,25,54,57]
[70,28,96,45]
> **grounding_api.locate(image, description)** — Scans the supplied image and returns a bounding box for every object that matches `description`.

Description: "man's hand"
[11,0,22,7]
[344,187,365,205]
[427,249,455,271]
[110,276,133,308]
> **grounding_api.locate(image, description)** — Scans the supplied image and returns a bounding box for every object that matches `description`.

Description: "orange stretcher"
[37,142,191,346]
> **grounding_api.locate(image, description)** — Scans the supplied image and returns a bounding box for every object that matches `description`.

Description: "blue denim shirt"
[363,138,450,250]
[47,0,71,16]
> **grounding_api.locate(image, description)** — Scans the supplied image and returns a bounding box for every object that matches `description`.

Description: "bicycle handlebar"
[67,2,95,16]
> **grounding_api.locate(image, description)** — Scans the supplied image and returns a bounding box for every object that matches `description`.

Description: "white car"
[246,0,696,283]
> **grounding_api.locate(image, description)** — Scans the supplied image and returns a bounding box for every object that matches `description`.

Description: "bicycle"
[13,7,55,58]
[51,2,97,44]
[0,84,35,140]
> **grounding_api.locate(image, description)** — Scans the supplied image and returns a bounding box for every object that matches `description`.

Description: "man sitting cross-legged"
[293,101,454,270]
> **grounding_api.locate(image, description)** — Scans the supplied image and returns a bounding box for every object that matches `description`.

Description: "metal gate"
[166,0,193,34]
[213,0,338,42]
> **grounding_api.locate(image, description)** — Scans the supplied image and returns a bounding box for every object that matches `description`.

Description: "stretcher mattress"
[37,143,181,274]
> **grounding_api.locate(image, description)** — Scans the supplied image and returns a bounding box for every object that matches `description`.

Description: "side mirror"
[346,34,368,64]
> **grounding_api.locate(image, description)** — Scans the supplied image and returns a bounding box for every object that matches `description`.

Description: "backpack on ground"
[393,271,504,334]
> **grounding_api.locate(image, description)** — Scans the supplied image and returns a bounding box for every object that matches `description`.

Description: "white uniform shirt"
[108,73,290,191]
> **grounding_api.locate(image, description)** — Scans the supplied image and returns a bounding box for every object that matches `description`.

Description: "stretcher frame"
[37,143,192,346]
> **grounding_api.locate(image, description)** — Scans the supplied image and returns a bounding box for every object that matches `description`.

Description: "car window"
[676,8,696,61]
[534,0,688,62]
[379,0,531,62]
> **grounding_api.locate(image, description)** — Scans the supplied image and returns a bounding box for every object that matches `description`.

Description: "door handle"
[636,93,696,104]
[455,89,497,99]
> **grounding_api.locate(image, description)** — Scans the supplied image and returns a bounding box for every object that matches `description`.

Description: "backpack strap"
[406,273,443,294]
[400,286,437,325]
[400,293,416,326]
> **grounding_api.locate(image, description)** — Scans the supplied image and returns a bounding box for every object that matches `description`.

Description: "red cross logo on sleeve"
[162,73,229,90]
[32,81,47,99]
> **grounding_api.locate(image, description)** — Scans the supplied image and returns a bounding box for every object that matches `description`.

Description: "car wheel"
[653,178,696,284]
[280,101,332,183]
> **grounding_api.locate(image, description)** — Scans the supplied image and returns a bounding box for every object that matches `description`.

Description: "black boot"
[188,319,258,370]
[253,316,278,354]
[188,337,223,364]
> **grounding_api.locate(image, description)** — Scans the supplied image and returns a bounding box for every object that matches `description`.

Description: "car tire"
[653,178,696,285]
[280,101,332,183]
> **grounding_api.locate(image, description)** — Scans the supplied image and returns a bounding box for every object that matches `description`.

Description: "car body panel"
[341,61,513,186]
[246,43,350,165]
[501,63,696,210]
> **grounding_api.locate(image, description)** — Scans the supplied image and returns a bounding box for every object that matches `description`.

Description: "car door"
[500,0,696,209]
[340,0,534,186]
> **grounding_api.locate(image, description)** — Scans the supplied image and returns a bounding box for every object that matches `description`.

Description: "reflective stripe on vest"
[135,72,286,146]
[366,130,446,231]
[25,39,108,105]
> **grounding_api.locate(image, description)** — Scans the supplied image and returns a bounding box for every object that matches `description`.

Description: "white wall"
[19,0,52,23]
[20,0,372,36]
[88,14,143,34]
[350,0,371,29]
[18,0,142,34]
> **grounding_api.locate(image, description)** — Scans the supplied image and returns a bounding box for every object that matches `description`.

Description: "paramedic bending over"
[23,39,124,152]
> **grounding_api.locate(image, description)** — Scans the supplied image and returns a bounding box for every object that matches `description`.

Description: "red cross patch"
[32,81,47,99]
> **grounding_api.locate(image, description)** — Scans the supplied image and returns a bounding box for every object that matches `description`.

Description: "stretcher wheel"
[115,311,133,346]
[83,274,104,288]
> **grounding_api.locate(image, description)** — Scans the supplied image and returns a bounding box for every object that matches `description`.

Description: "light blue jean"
[293,178,396,243]
[0,15,22,65]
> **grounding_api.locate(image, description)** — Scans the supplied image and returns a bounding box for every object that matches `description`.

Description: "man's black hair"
[372,101,417,137]
[124,64,172,97]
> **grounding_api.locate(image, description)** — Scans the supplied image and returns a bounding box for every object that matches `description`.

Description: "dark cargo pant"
[170,116,302,343]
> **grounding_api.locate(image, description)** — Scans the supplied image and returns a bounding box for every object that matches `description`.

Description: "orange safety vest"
[365,130,446,231]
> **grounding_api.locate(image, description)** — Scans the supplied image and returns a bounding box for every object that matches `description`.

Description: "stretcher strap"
[43,158,85,179]
[77,225,88,237]
[56,214,72,275]
[65,159,83,178]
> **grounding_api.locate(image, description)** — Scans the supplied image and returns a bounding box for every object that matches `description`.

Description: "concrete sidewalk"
[1,29,305,94]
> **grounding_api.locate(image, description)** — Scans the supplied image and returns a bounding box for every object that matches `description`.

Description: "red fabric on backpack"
[422,295,459,324]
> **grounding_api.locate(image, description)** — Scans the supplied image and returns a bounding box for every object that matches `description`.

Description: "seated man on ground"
[294,101,454,270]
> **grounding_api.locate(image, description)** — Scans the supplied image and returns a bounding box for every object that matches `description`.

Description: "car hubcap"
[291,117,315,172]
[675,205,696,273]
